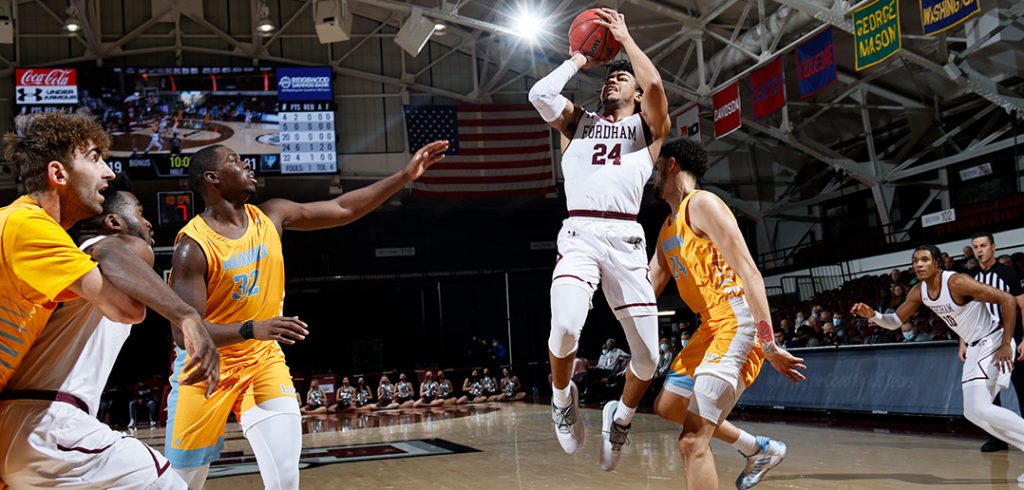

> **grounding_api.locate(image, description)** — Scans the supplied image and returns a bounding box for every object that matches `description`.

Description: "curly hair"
[2,111,110,193]
[605,59,643,95]
[659,139,708,180]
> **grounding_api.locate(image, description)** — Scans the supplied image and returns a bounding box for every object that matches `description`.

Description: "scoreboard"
[277,102,337,174]
[157,191,195,226]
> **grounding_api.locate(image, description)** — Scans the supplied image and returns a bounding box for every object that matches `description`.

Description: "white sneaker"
[736,437,787,490]
[551,381,584,454]
[600,400,630,471]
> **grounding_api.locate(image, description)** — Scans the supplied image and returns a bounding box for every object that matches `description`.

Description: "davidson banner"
[712,81,741,139]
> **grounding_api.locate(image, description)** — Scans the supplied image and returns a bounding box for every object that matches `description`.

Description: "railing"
[757,194,1024,274]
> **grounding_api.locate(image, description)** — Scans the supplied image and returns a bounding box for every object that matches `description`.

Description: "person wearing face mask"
[656,339,674,378]
[899,322,932,343]
[832,313,847,342]
[596,339,627,371]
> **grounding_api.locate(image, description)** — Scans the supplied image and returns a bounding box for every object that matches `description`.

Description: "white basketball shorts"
[551,217,657,320]
[0,400,186,489]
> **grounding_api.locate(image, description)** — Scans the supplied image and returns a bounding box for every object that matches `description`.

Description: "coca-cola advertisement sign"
[15,68,78,105]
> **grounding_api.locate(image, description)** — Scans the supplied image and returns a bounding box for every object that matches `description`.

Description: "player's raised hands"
[763,344,807,384]
[255,316,309,345]
[850,302,876,319]
[404,140,449,181]
[592,9,632,45]
[179,315,221,398]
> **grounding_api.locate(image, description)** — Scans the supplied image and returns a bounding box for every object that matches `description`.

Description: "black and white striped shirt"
[971,262,1023,325]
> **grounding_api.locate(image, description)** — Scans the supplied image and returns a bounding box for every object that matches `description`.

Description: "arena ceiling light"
[255,0,275,36]
[513,7,544,41]
[63,5,80,33]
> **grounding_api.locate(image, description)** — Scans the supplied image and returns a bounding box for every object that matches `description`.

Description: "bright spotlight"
[514,9,544,40]
[64,6,80,33]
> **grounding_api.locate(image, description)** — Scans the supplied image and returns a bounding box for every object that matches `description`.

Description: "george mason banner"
[920,0,980,36]
[853,0,902,71]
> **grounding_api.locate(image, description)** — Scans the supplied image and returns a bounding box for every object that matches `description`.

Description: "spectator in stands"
[807,316,822,337]
[679,331,692,349]
[571,351,589,401]
[845,319,866,345]
[962,246,975,261]
[437,370,458,406]
[329,377,355,412]
[596,338,627,370]
[601,352,631,400]
[655,339,673,378]
[394,373,416,408]
[832,312,848,342]
[795,311,807,327]
[302,380,328,414]
[942,253,960,272]
[779,318,795,343]
[1012,253,1024,277]
[820,310,833,326]
[998,254,1014,267]
[353,377,375,410]
[900,321,932,343]
[491,339,509,364]
[376,375,400,410]
[821,322,841,346]
[773,329,786,346]
[459,369,488,404]
[866,324,897,344]
[497,367,527,402]
[791,325,820,348]
[414,371,443,408]
[965,258,979,273]
[481,368,501,401]
[889,268,902,284]
[884,283,907,313]
[128,380,157,429]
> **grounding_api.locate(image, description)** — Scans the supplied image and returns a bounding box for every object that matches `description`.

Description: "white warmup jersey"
[562,111,653,215]
[0,236,186,489]
[922,270,1000,344]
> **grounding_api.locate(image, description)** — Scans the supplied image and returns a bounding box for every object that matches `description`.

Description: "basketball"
[569,9,622,64]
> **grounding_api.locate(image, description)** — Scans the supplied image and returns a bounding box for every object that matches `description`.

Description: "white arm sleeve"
[872,312,903,330]
[528,60,577,122]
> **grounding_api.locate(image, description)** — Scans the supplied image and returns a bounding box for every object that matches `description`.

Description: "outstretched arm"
[89,235,220,396]
[260,141,448,232]
[850,283,923,329]
[594,8,671,140]
[689,191,806,383]
[171,236,309,348]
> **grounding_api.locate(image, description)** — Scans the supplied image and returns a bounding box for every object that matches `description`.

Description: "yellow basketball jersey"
[175,204,285,367]
[658,190,745,318]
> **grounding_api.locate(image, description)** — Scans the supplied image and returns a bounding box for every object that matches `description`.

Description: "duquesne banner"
[920,0,980,36]
[712,81,741,139]
[750,57,785,119]
[795,27,838,98]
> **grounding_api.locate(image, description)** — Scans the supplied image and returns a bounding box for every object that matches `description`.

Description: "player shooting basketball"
[528,8,670,471]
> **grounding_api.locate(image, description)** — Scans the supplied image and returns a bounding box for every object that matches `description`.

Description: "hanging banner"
[750,57,785,119]
[675,104,701,142]
[795,27,838,98]
[853,0,902,71]
[712,81,741,139]
[920,0,980,36]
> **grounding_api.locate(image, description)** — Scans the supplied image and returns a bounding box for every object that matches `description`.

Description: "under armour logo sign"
[16,88,43,102]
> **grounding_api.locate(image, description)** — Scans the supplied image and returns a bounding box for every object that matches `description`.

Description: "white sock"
[552,383,572,408]
[733,430,760,457]
[613,401,636,426]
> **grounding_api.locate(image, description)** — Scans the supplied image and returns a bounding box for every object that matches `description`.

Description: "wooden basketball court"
[131,403,1024,489]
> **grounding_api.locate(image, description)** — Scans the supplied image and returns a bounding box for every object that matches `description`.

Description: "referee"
[970,232,1024,452]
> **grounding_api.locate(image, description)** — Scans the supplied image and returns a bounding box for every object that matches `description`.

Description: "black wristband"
[239,320,255,340]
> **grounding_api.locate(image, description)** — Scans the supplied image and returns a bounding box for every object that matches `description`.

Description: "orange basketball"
[568,9,621,64]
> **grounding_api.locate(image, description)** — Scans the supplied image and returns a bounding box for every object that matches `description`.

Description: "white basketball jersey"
[562,111,653,215]
[921,270,999,344]
[5,236,132,416]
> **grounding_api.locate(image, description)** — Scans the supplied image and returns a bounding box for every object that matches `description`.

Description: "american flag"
[404,104,555,198]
